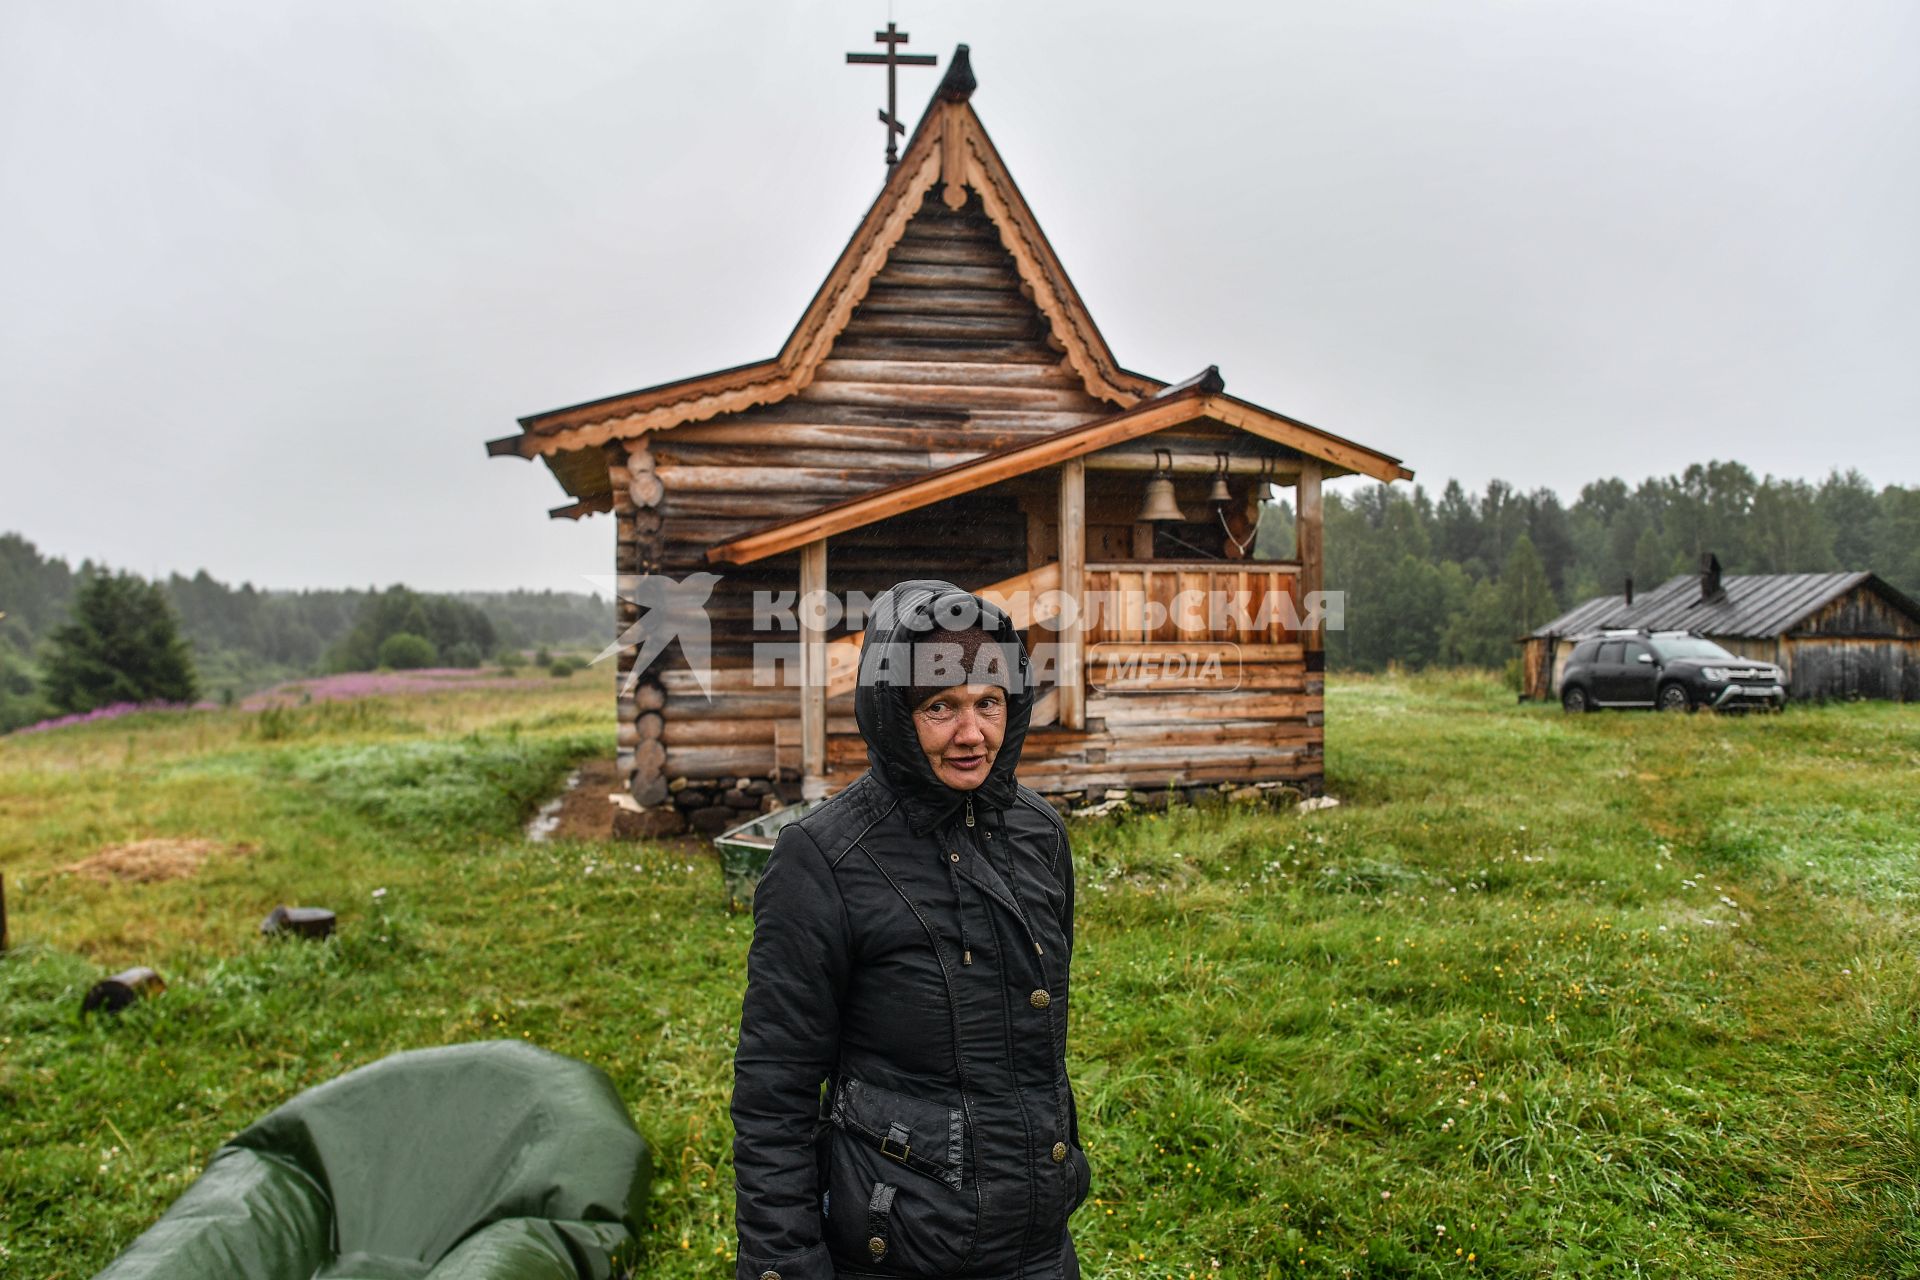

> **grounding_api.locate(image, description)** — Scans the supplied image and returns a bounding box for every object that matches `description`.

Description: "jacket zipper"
[967,809,1053,967]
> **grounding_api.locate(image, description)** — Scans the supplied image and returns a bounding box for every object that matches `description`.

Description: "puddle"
[525,769,582,841]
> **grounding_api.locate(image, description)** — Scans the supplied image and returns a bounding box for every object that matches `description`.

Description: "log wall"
[611,441,670,804]
[652,640,1328,809]
[823,643,1322,799]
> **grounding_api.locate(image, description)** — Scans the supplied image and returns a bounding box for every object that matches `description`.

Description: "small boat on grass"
[713,799,822,912]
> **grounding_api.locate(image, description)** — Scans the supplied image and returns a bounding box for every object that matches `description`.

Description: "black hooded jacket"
[732,581,1089,1280]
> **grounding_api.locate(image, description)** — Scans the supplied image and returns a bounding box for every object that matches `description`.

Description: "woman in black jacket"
[732,580,1089,1280]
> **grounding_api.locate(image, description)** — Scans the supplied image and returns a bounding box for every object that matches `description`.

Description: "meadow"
[2,669,1917,1278]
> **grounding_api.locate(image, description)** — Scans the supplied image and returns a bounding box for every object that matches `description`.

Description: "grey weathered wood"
[856,285,1035,314]
[652,445,939,471]
[793,380,1097,412]
[867,259,1022,290]
[828,339,1063,366]
[800,538,829,799]
[1084,451,1300,476]
[1297,460,1324,655]
[883,238,1015,266]
[836,313,1041,343]
[655,466,922,495]
[658,492,840,518]
[811,358,1081,388]
[1058,458,1086,731]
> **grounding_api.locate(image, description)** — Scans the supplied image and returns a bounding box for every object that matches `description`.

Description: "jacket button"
[1052,1141,1067,1162]
[868,1236,887,1259]
[949,851,960,862]
[760,1272,780,1280]
[1030,989,1051,1008]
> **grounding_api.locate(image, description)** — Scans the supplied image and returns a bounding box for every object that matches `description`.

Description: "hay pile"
[64,838,255,884]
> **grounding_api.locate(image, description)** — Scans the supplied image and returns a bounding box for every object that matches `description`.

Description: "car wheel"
[1658,683,1692,713]
[1561,687,1590,714]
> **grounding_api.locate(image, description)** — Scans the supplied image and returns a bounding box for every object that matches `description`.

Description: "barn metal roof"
[1529,593,1627,639]
[1530,571,1916,639]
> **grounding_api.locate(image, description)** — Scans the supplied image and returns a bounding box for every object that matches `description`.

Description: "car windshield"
[1650,636,1737,662]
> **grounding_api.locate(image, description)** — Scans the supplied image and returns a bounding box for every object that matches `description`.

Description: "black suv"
[1559,631,1786,713]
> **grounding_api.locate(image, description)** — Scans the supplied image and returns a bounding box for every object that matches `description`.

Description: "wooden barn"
[486,47,1413,832]
[1521,560,1920,703]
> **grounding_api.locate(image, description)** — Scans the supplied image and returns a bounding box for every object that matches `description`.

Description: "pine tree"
[1499,534,1556,634]
[1440,579,1511,667]
[0,635,46,732]
[1817,470,1881,571]
[1749,478,1834,571]
[41,571,200,713]
[1878,487,1920,597]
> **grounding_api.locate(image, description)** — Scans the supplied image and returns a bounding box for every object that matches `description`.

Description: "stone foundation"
[670,775,798,836]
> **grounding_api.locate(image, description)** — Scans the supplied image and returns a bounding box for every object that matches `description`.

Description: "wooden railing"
[819,559,1295,718]
[1084,561,1301,646]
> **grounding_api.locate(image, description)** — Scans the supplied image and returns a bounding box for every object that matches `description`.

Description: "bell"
[1207,471,1233,505]
[1136,473,1187,522]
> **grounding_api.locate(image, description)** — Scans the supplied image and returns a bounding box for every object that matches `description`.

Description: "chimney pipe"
[1699,552,1723,602]
[1624,576,1633,606]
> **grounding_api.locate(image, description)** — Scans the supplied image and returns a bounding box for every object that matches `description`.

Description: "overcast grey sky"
[3,1,1916,594]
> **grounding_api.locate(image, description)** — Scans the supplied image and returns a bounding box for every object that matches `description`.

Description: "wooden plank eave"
[1204,394,1413,484]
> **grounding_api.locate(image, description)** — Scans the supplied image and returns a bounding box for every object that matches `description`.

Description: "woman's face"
[912,683,1007,790]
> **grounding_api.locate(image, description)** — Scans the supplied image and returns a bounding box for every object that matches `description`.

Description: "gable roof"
[1530,572,1920,639]
[707,370,1414,565]
[486,47,1160,465]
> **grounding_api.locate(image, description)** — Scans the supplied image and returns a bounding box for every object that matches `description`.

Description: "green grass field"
[3,671,1917,1278]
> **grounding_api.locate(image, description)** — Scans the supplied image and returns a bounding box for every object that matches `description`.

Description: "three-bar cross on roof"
[846,22,937,166]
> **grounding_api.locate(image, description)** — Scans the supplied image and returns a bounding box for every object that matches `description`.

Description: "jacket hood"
[852,579,1033,834]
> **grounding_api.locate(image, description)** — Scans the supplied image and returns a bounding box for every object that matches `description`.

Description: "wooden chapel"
[486,45,1414,833]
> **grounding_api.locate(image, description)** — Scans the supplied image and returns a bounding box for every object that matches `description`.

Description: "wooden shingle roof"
[1531,572,1920,639]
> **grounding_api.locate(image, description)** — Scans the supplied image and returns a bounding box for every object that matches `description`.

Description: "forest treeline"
[0,532,612,730]
[5,461,1917,727]
[1253,462,1919,672]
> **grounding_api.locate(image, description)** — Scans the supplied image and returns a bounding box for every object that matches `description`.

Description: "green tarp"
[94,1040,651,1280]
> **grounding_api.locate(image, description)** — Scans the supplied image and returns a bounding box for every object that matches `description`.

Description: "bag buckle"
[879,1121,912,1163]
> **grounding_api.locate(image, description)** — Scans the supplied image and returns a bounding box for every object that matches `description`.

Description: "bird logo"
[585,572,722,697]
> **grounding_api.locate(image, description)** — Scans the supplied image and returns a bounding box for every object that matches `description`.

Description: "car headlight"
[1701,667,1731,682]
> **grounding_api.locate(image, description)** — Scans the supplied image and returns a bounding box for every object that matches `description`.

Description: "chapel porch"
[652,372,1394,814]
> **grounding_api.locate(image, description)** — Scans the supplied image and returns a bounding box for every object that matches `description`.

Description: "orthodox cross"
[846,23,937,166]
